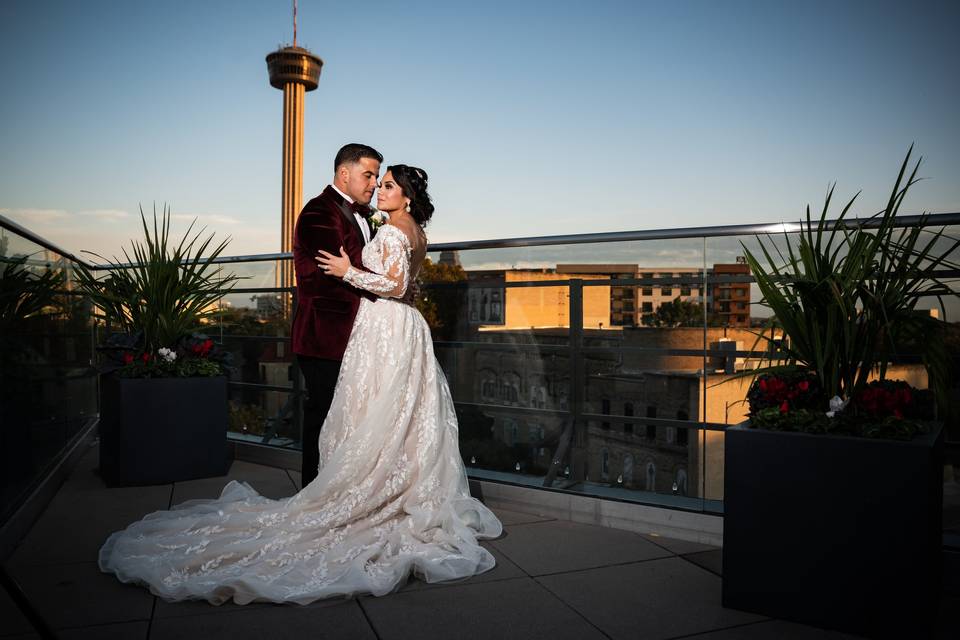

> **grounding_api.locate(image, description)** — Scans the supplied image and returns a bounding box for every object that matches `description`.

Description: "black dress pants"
[297,355,342,488]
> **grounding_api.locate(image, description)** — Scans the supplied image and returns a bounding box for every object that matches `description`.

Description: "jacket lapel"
[334,200,368,245]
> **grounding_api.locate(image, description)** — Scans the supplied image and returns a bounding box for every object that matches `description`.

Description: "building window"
[624,402,634,434]
[490,290,502,321]
[676,410,689,446]
[646,406,657,440]
[601,449,610,480]
[504,419,518,444]
[529,423,545,442]
[642,302,653,313]
[481,376,497,401]
[675,469,688,496]
[680,287,691,296]
[645,461,656,491]
[530,384,547,408]
[623,454,634,486]
[661,288,672,296]
[502,373,520,403]
[469,287,505,325]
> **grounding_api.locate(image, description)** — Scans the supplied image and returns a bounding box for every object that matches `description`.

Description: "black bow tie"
[349,202,372,218]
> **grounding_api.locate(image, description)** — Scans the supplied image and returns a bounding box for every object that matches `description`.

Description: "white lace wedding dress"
[99,224,502,604]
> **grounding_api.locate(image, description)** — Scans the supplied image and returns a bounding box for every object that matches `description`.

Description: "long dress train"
[99,224,502,604]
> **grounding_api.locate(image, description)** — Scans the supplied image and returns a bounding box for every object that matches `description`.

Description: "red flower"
[779,400,789,413]
[798,380,809,391]
[141,352,151,363]
[191,339,215,358]
[122,353,134,365]
[759,379,767,392]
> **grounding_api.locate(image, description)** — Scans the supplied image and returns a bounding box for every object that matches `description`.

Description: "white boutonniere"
[369,210,388,231]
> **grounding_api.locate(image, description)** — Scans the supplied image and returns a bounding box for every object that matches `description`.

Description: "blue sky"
[1,0,958,258]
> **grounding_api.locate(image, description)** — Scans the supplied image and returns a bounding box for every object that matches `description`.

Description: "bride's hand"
[315,246,351,278]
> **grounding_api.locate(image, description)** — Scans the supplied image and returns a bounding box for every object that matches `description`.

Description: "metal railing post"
[569,279,584,481]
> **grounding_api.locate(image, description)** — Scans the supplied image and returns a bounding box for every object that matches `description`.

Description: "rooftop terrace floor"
[2,443,957,640]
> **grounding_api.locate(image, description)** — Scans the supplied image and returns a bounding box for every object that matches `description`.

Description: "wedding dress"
[99,224,502,604]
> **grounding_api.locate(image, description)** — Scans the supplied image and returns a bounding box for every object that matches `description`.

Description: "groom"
[292,143,382,488]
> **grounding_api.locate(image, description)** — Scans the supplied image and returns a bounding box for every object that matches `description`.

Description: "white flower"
[158,347,177,363]
[369,210,388,229]
[825,395,848,418]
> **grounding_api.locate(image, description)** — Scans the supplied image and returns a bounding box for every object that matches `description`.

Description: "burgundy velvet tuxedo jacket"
[291,185,375,360]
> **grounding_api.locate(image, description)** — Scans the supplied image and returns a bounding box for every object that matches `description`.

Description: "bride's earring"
[405,201,411,213]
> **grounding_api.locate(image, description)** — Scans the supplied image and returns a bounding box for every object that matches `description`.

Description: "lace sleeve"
[342,227,410,298]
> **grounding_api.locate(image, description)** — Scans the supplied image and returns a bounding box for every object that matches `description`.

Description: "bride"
[99,164,503,605]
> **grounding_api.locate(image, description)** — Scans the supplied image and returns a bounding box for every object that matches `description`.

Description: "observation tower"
[266,1,322,307]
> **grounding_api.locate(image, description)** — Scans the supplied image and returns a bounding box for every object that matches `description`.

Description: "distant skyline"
[1,0,958,259]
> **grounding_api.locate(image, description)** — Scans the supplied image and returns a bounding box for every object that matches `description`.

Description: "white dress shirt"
[330,184,371,244]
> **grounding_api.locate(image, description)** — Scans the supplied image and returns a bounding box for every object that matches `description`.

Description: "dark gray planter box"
[722,422,943,638]
[99,375,230,486]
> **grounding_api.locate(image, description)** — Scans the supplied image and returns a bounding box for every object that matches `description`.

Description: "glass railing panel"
[436,237,715,506]
[576,347,706,510]
[227,385,299,448]
[220,335,295,389]
[1,228,97,523]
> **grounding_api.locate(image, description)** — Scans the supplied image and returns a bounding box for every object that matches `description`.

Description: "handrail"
[0,213,96,268]
[79,211,960,269]
[425,211,960,252]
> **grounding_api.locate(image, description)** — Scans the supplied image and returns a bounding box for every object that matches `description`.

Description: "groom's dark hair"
[334,143,383,170]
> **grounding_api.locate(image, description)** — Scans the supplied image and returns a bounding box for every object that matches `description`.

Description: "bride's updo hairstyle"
[388,164,434,227]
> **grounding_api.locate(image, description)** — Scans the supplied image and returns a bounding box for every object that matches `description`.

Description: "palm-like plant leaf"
[74,204,240,352]
[742,147,959,411]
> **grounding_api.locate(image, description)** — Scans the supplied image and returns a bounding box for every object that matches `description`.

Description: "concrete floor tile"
[170,461,296,504]
[536,557,764,640]
[153,597,274,619]
[149,600,375,640]
[488,519,672,576]
[287,469,302,489]
[684,548,723,576]
[686,619,864,639]
[7,562,153,630]
[641,532,720,556]
[57,621,150,639]
[8,487,172,567]
[489,507,556,526]
[361,577,606,640]
[396,541,527,593]
[154,588,351,618]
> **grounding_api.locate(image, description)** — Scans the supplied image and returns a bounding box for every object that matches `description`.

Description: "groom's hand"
[315,246,352,278]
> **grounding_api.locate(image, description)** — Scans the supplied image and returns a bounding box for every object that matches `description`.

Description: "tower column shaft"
[279,81,305,296]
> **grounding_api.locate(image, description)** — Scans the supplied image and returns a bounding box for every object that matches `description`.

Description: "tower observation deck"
[266,44,323,315]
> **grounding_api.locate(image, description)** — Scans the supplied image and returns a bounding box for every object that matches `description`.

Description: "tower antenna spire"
[293,0,297,47]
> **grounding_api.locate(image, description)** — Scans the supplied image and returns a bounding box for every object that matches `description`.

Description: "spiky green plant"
[742,147,960,412]
[0,256,65,334]
[74,204,240,353]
